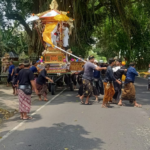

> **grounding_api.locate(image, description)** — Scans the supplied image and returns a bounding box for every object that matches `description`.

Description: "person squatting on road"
[80,56,106,105]
[102,58,122,108]
[118,63,142,108]
[36,64,53,101]
[17,60,38,120]
[112,59,127,103]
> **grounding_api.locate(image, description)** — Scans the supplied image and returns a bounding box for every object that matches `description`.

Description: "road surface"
[0,77,150,150]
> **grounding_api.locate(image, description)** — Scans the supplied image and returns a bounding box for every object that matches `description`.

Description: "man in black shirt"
[18,60,38,120]
[102,58,121,108]
[112,60,127,103]
[36,64,53,101]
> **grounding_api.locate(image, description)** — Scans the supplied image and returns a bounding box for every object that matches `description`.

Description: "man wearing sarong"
[36,64,53,101]
[112,60,127,103]
[80,56,106,105]
[18,60,38,120]
[118,63,142,107]
[102,59,121,108]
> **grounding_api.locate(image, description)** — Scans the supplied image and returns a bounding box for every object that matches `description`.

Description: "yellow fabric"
[139,72,150,75]
[43,23,58,47]
[122,75,126,82]
[122,61,126,65]
[103,82,115,104]
[54,14,69,21]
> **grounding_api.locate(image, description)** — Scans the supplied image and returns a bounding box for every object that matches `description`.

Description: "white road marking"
[0,89,66,143]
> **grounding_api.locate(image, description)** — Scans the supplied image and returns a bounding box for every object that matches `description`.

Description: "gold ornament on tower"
[50,0,58,10]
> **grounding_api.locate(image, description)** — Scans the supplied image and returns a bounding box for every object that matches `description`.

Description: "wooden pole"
[55,46,86,63]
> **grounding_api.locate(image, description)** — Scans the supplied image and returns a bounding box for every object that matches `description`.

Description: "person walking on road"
[12,63,24,96]
[118,63,142,107]
[7,61,15,88]
[112,60,127,103]
[102,58,121,108]
[93,60,104,102]
[17,60,38,120]
[80,56,106,105]
[36,64,53,101]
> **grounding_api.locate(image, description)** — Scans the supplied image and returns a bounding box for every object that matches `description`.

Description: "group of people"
[77,56,142,108]
[7,60,53,120]
[6,55,142,120]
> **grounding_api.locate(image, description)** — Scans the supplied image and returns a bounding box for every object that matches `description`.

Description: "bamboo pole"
[55,45,86,63]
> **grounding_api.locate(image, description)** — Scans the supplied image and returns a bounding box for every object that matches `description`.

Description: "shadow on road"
[0,123,104,150]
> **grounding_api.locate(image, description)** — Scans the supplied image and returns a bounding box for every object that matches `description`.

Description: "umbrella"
[26,15,39,23]
[54,14,69,21]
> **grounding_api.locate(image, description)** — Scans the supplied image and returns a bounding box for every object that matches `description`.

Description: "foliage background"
[0,0,150,69]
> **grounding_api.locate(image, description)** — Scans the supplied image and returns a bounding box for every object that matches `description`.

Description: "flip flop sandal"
[118,103,126,106]
[22,117,32,120]
[85,103,92,105]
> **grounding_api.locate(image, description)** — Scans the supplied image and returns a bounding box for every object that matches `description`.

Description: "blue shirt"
[9,65,15,74]
[126,66,138,82]
[93,70,100,79]
[30,66,38,73]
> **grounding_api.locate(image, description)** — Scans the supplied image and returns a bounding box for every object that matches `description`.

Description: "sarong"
[7,74,12,83]
[113,81,122,101]
[36,83,48,97]
[71,74,77,86]
[121,82,136,102]
[93,78,104,95]
[78,84,83,96]
[103,82,115,103]
[82,79,93,97]
[18,89,31,113]
[77,75,82,85]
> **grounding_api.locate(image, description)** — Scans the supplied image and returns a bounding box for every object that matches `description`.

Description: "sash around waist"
[18,85,31,90]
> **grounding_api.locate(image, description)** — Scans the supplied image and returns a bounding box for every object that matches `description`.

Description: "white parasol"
[26,15,39,23]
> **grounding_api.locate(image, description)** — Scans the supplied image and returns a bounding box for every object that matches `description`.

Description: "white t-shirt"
[113,66,121,72]
[63,27,69,47]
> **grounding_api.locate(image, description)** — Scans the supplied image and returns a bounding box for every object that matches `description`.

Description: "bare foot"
[134,103,142,108]
[44,98,48,101]
[76,95,80,97]
[102,104,108,108]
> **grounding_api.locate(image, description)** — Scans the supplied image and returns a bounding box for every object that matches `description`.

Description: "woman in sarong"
[18,60,38,120]
[36,64,53,101]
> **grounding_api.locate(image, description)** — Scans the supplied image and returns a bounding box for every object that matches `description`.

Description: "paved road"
[0,77,150,150]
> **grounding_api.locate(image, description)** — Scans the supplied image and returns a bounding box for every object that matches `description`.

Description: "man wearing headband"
[112,59,127,103]
[118,63,142,107]
[102,58,122,108]
[17,60,38,120]
[80,55,106,105]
